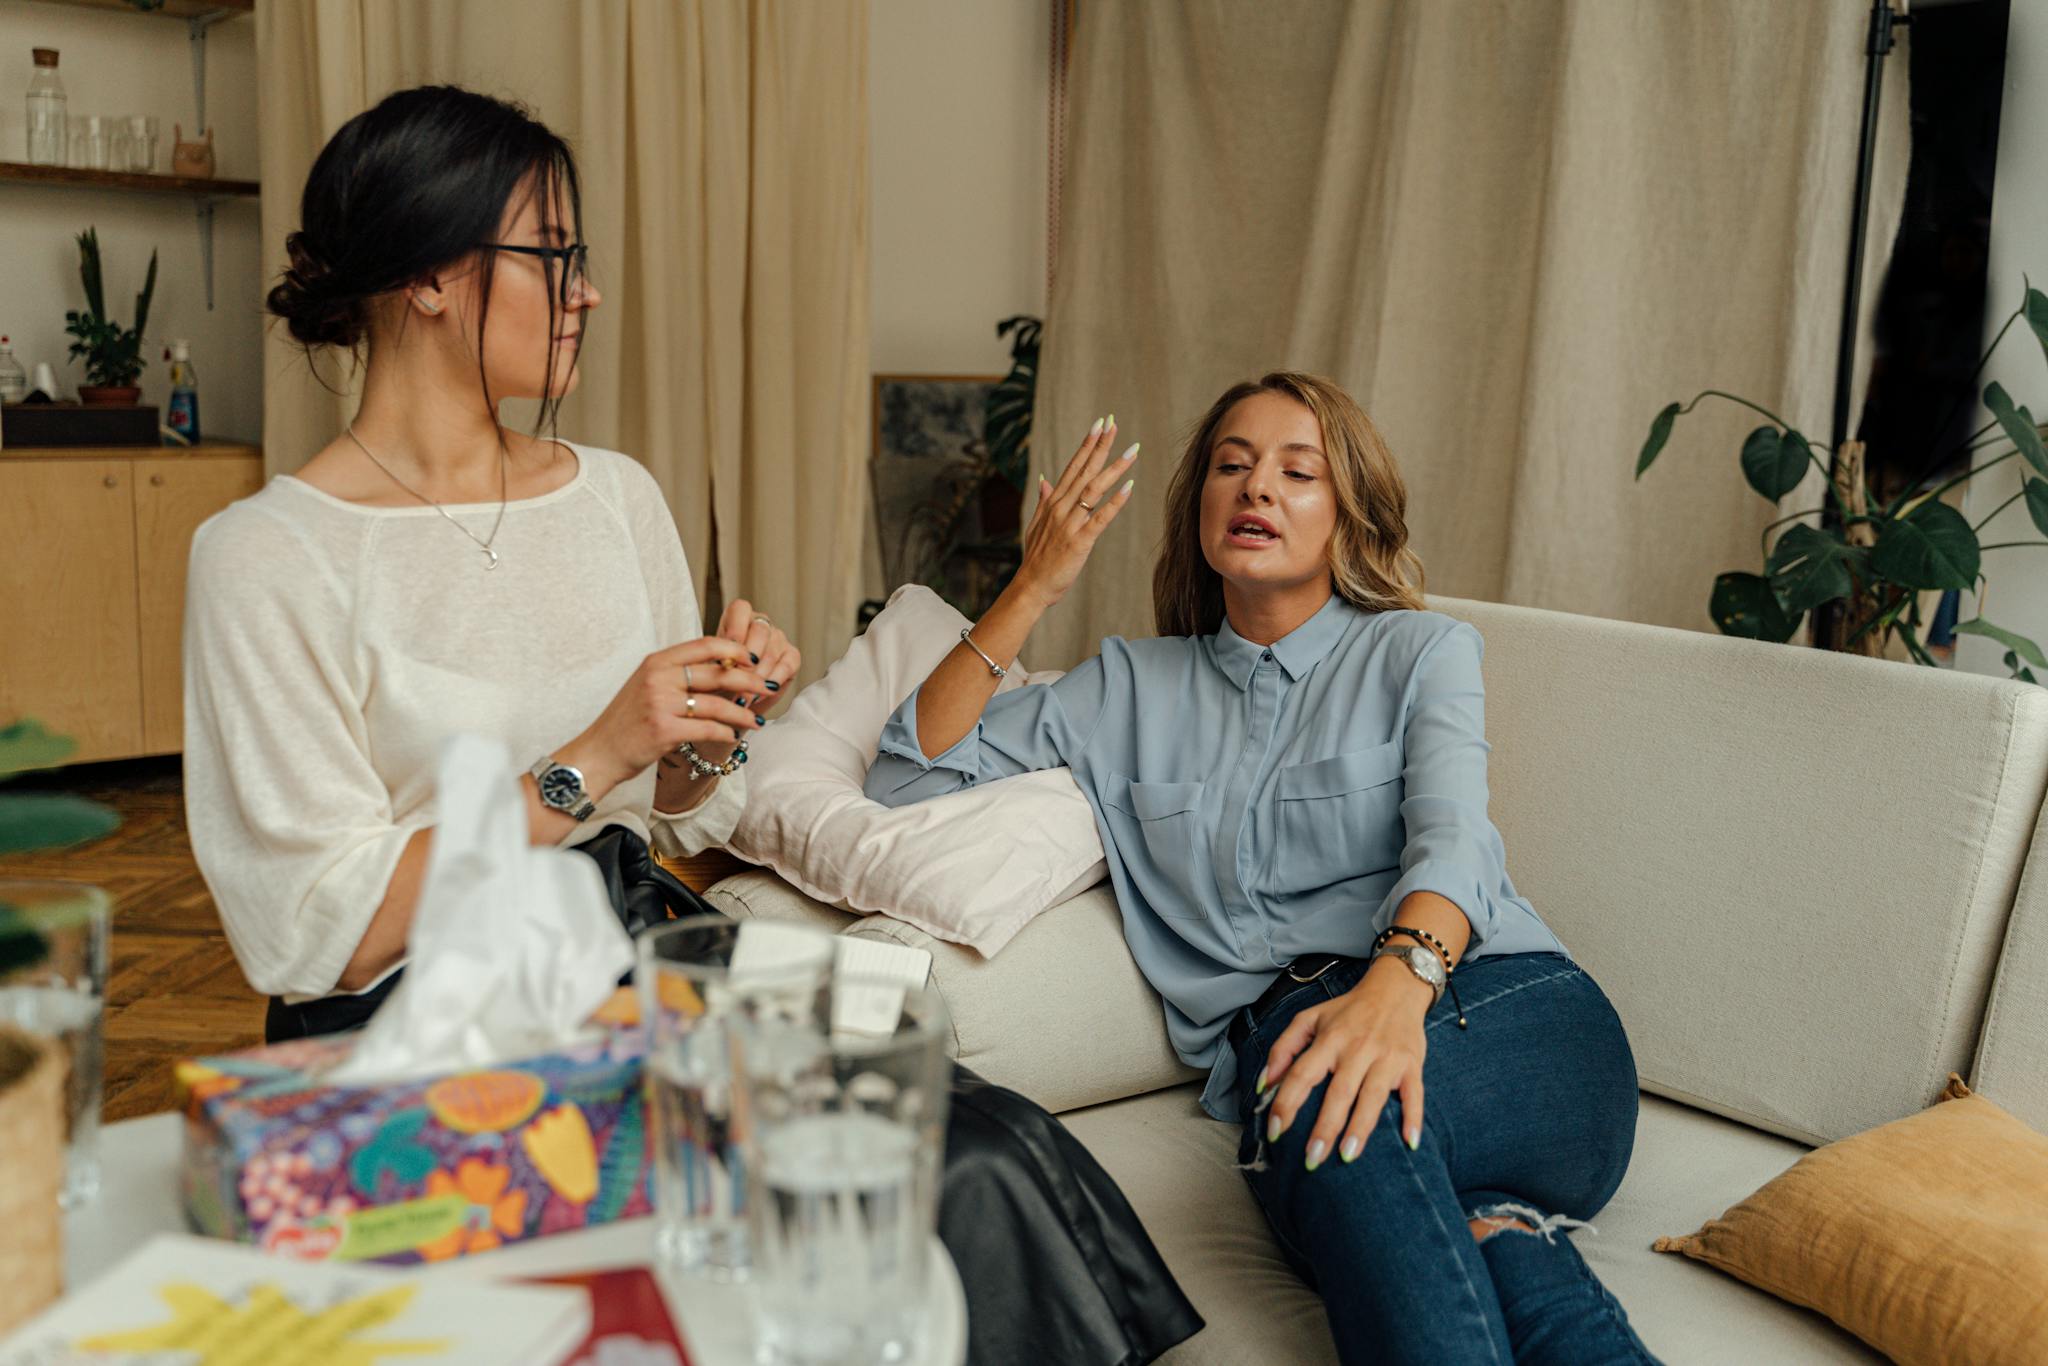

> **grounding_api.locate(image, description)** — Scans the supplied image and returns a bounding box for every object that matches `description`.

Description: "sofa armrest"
[706,870,1199,1113]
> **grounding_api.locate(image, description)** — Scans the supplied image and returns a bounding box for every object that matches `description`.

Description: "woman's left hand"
[1259,958,1434,1166]
[713,598,800,716]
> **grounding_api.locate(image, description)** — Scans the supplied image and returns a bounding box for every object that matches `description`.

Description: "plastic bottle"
[26,49,66,167]
[165,340,200,443]
[0,337,25,405]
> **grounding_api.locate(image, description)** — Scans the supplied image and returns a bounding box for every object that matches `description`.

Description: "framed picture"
[866,374,1022,624]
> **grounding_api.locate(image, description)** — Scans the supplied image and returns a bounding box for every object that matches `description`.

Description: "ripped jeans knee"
[1466,1200,1596,1245]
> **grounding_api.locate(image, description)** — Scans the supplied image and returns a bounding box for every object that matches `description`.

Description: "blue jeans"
[1233,952,1658,1365]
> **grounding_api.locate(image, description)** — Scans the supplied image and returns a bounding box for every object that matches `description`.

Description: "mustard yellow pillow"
[1655,1076,2048,1365]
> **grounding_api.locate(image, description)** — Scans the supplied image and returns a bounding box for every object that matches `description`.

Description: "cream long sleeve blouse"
[183,444,742,1001]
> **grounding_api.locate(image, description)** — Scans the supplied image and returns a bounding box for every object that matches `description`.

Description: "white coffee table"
[65,1113,968,1366]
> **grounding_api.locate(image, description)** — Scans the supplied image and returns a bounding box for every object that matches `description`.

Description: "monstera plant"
[1637,284,2048,682]
[0,722,119,974]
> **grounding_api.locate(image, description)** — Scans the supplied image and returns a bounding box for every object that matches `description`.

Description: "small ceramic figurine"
[171,124,214,179]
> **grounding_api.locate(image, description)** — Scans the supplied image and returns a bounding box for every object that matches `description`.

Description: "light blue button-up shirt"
[863,596,1567,1122]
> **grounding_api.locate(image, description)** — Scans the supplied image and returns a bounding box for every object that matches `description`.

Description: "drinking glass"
[68,115,108,170]
[636,914,834,1281]
[736,976,951,1366]
[123,115,159,172]
[0,882,109,1209]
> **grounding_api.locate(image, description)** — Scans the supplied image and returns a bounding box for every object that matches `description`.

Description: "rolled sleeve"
[1375,623,1515,949]
[651,767,746,858]
[863,657,1107,808]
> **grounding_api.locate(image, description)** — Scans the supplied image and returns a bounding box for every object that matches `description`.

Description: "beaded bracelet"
[673,736,749,779]
[1373,925,1468,1030]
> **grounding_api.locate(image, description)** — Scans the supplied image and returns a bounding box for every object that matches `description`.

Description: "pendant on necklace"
[483,548,501,570]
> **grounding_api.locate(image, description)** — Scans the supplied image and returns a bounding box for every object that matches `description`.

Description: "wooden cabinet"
[0,445,262,762]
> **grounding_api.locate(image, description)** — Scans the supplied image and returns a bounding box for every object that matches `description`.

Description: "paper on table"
[324,733,633,1085]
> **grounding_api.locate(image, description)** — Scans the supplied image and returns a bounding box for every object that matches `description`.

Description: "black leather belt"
[1229,951,1356,1048]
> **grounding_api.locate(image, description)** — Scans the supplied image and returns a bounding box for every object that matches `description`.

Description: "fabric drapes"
[1032,0,1906,666]
[256,0,869,684]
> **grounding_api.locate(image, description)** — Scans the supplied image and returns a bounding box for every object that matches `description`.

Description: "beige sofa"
[707,597,2048,1363]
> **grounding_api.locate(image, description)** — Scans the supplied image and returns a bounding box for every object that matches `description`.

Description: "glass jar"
[25,49,66,166]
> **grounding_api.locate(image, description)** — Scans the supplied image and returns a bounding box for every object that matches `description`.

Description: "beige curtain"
[1032,0,1906,667]
[256,0,869,685]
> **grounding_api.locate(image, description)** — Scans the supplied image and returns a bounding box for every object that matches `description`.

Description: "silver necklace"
[346,424,508,570]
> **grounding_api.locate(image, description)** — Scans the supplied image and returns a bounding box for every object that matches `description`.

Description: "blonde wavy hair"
[1152,371,1426,637]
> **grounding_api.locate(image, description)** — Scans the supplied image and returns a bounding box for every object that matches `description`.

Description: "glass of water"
[636,915,834,1281]
[735,976,952,1366]
[0,882,109,1209]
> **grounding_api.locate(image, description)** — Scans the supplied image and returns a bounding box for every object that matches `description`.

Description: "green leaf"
[1870,500,1981,591]
[1709,572,1799,642]
[1983,382,2048,479]
[2003,651,2040,686]
[1740,426,1810,501]
[2025,286,2048,370]
[1635,403,1682,478]
[2026,478,2048,540]
[1766,524,1860,614]
[0,720,77,778]
[1956,618,2048,669]
[0,794,120,855]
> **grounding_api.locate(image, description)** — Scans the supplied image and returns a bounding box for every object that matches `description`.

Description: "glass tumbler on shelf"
[25,49,66,166]
[69,115,109,171]
[735,976,952,1366]
[636,914,834,1282]
[122,115,159,173]
[0,883,109,1210]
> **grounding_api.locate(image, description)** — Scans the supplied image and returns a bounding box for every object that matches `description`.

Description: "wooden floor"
[0,757,264,1121]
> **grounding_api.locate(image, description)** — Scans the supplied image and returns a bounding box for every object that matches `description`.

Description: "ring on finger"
[753,614,773,628]
[1078,500,1096,512]
[683,664,694,691]
[684,694,698,717]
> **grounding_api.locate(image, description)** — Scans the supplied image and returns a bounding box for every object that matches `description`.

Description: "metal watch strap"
[1372,943,1447,1005]
[529,756,597,822]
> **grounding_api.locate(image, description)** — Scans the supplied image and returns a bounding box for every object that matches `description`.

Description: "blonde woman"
[868,373,1654,1364]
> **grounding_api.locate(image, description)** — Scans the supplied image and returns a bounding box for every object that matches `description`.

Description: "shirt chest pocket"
[1271,741,1405,890]
[1104,776,1208,919]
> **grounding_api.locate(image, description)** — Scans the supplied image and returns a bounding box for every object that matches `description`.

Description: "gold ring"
[684,694,698,717]
[1078,500,1096,512]
[754,615,774,628]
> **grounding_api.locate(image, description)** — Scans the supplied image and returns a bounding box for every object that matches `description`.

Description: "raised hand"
[566,638,772,794]
[714,597,800,715]
[1014,415,1140,609]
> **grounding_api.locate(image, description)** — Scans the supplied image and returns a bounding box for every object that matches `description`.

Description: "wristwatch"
[1372,943,1448,1006]
[529,756,597,821]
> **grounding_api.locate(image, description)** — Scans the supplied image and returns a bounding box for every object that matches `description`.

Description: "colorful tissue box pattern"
[174,1029,650,1264]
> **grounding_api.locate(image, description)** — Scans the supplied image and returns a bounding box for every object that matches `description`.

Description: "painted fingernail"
[1120,442,1140,463]
[1305,1140,1327,1172]
[764,680,781,692]
[1107,412,1116,428]
[1254,1067,1268,1094]
[1089,417,1103,437]
[1406,1131,1421,1151]
[1340,1136,1363,1163]
[749,652,760,664]
[1267,1113,1284,1143]
[755,713,768,726]
[1120,479,1135,496]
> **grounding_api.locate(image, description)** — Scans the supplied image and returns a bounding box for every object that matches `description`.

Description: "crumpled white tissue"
[325,733,634,1084]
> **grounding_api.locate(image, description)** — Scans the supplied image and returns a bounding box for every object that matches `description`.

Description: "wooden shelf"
[22,0,252,20]
[0,161,257,198]
[1,442,260,461]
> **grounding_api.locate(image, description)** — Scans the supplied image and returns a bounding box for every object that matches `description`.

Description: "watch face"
[1406,947,1443,981]
[539,765,584,809]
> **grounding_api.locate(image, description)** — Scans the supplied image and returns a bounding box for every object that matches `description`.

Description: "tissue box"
[174,1020,651,1264]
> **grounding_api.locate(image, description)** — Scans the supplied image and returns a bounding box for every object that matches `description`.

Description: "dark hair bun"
[267,231,366,349]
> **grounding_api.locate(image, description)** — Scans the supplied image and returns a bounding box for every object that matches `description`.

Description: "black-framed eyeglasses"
[479,242,590,306]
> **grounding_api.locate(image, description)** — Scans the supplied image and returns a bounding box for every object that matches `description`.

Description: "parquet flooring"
[0,758,264,1121]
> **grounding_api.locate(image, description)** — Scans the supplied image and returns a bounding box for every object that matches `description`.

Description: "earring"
[416,295,442,315]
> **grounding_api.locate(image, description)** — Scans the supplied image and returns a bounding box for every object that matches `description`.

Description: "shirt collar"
[1210,594,1357,690]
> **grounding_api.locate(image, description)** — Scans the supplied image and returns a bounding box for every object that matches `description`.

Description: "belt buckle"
[1284,953,1341,985]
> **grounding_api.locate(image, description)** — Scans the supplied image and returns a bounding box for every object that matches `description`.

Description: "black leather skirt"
[264,827,1202,1365]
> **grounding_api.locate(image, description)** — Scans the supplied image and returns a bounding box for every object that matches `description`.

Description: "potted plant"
[64,228,157,406]
[981,314,1042,534]
[0,719,117,1333]
[1636,284,2048,680]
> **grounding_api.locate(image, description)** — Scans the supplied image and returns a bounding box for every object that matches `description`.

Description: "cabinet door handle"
[150,474,165,487]
[103,474,118,489]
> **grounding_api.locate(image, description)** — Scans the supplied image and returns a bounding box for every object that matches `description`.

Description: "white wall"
[1960,1,2048,675]
[869,0,1049,377]
[0,3,262,444]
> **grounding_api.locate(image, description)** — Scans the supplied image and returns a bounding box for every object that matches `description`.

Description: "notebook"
[0,1233,590,1366]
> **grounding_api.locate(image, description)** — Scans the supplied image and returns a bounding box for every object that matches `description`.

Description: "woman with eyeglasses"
[185,85,1200,1364]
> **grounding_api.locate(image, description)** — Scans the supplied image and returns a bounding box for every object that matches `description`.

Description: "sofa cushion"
[705,870,1201,1113]
[1434,597,2048,1145]
[1973,795,2048,1132]
[1653,1076,2048,1366]
[1058,1087,1882,1364]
